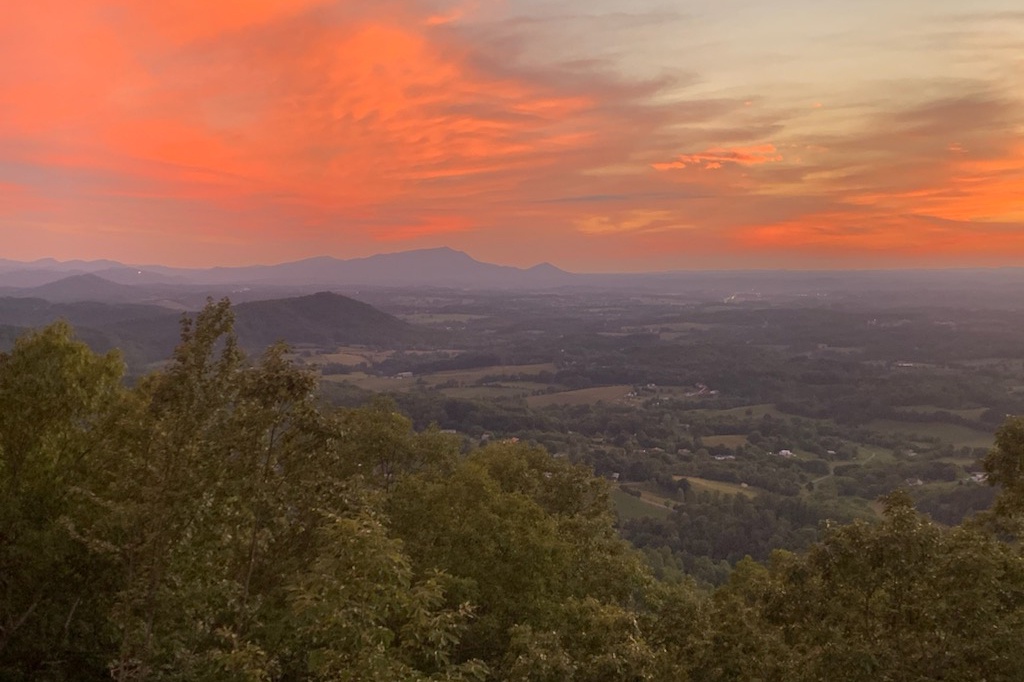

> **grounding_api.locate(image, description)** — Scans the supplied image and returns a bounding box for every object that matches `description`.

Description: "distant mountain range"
[0,248,577,291]
[4,247,1024,308]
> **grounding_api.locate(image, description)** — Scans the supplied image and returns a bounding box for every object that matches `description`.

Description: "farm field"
[895,405,990,420]
[610,488,673,522]
[684,404,788,419]
[398,313,490,325]
[527,385,634,408]
[701,434,749,448]
[440,385,543,400]
[324,363,558,393]
[867,419,994,449]
[676,476,758,498]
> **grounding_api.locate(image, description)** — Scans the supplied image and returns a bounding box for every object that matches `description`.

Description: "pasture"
[527,385,634,408]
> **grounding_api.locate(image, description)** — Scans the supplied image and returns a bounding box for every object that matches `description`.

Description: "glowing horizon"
[2,1,1023,271]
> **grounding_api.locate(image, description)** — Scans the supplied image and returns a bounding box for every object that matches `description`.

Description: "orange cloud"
[1,2,1023,269]
[653,144,783,171]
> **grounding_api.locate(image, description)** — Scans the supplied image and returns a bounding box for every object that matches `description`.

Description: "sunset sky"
[2,1,1023,270]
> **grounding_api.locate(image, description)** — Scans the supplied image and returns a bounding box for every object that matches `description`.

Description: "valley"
[2,254,1023,588]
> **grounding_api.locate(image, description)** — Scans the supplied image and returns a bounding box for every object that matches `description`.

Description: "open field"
[684,404,789,419]
[867,420,994,449]
[440,386,541,400]
[323,372,416,392]
[857,445,897,465]
[702,435,749,448]
[426,363,556,384]
[527,385,634,408]
[311,346,394,365]
[676,476,758,498]
[323,363,558,394]
[398,313,490,325]
[610,488,673,522]
[895,405,989,420]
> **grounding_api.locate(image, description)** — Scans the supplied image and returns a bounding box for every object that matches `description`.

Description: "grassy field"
[610,488,673,522]
[685,404,788,419]
[701,434,749,448]
[398,313,490,325]
[867,420,994,449]
[427,363,557,383]
[857,444,897,464]
[323,372,417,392]
[312,346,394,366]
[440,386,539,400]
[528,385,634,408]
[324,363,558,394]
[675,476,757,498]
[895,405,989,420]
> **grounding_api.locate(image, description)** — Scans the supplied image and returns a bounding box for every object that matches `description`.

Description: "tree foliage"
[2,302,1024,681]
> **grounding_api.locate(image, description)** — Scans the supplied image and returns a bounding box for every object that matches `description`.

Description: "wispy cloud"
[0,0,1022,268]
[653,144,783,171]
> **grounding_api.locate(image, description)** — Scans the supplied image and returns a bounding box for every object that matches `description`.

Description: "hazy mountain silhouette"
[138,247,577,288]
[13,274,146,304]
[232,291,424,348]
[0,290,432,369]
[0,249,583,291]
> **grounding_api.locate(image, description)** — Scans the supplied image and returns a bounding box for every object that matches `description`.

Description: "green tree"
[387,443,654,674]
[698,492,1024,681]
[0,321,126,679]
[984,415,1024,520]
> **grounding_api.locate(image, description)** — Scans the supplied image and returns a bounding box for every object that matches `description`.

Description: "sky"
[1,0,1023,271]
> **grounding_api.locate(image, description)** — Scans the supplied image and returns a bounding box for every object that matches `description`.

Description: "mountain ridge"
[0,248,577,290]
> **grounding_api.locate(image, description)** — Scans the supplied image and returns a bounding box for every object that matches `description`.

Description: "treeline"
[622,492,862,585]
[4,302,1024,680]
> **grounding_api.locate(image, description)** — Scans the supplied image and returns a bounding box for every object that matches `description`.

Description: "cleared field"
[610,488,673,521]
[527,385,633,408]
[867,420,994,449]
[675,476,757,498]
[896,405,989,420]
[440,386,536,400]
[324,364,557,395]
[685,404,788,419]
[323,373,418,392]
[857,445,896,464]
[659,322,717,332]
[427,363,557,385]
[313,346,394,365]
[399,313,489,324]
[313,352,373,366]
[702,434,749,448]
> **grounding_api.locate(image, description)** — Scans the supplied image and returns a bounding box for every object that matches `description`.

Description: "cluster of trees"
[5,301,1024,680]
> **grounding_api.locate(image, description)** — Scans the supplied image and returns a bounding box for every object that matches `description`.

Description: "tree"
[984,415,1024,520]
[696,492,1024,681]
[0,321,126,679]
[386,443,653,673]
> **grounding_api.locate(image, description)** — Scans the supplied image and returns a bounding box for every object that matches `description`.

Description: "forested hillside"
[3,300,1024,681]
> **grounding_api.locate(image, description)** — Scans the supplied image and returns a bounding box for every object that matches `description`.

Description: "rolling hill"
[0,291,433,369]
[232,291,426,349]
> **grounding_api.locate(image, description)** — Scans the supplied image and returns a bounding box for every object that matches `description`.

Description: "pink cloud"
[652,144,784,171]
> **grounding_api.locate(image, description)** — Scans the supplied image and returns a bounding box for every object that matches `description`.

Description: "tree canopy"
[1,301,1023,681]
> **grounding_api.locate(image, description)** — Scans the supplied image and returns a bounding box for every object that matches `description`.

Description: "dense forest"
[3,300,1024,680]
